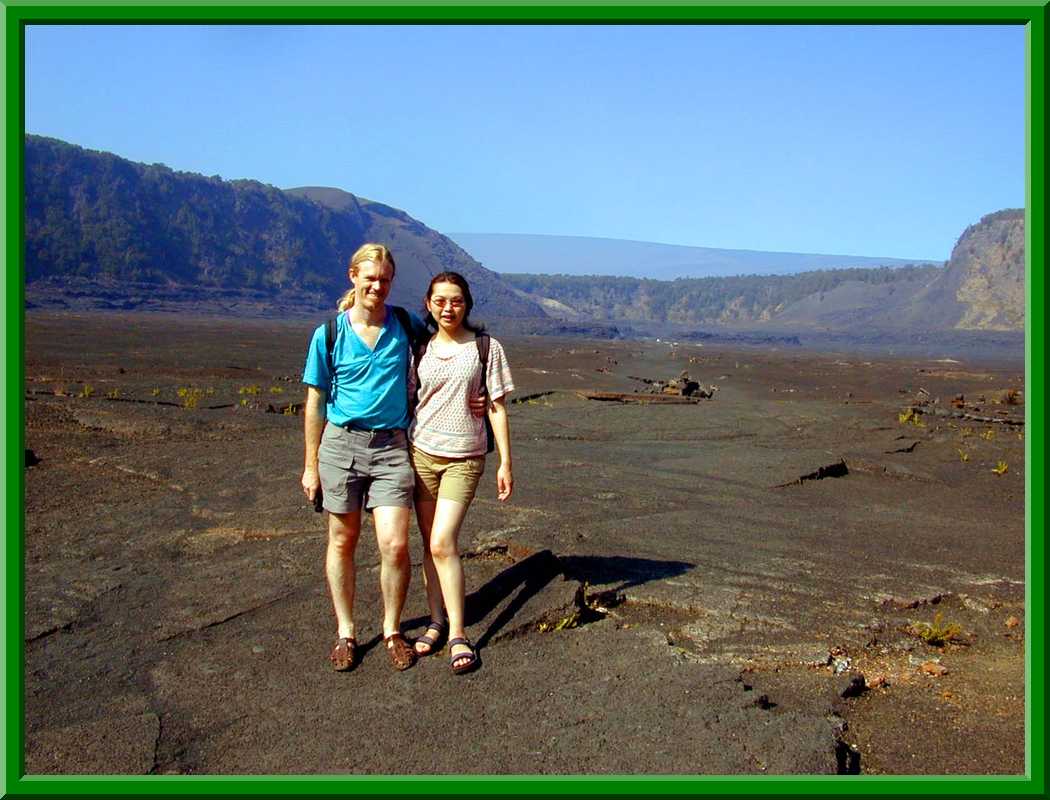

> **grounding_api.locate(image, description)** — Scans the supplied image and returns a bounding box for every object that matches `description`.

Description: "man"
[302,243,487,672]
[301,242,425,672]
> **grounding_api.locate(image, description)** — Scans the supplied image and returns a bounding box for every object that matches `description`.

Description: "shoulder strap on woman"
[475,333,490,382]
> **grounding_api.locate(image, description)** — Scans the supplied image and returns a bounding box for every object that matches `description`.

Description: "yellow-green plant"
[898,408,925,427]
[239,385,261,396]
[151,388,160,397]
[958,449,969,463]
[909,612,963,647]
[992,461,1008,475]
[980,429,995,441]
[270,386,284,394]
[78,384,94,398]
[107,389,120,399]
[538,609,583,632]
[177,387,205,409]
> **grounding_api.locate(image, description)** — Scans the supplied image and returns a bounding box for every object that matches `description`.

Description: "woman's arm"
[487,396,513,501]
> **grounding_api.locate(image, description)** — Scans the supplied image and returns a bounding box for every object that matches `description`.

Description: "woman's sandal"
[414,620,448,656]
[448,637,479,675]
[330,637,358,672]
[384,632,417,671]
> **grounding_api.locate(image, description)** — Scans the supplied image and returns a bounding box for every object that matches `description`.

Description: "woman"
[408,272,514,674]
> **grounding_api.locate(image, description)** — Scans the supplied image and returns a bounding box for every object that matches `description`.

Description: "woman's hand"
[488,396,513,501]
[497,463,513,501]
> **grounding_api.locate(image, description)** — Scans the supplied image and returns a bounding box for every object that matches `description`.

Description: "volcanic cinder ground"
[23,311,1026,776]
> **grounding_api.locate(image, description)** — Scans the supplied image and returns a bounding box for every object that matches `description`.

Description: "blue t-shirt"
[302,306,428,430]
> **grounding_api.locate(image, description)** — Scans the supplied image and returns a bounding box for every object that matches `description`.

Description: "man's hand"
[468,393,488,418]
[497,463,513,501]
[302,467,320,503]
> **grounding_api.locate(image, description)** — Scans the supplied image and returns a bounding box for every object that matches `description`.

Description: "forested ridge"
[25,135,358,291]
[503,264,942,324]
[24,135,542,317]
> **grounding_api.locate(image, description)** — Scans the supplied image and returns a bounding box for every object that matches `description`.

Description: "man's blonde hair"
[336,243,397,311]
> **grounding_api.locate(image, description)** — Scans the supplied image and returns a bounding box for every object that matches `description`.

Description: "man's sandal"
[448,637,479,675]
[414,620,448,656]
[330,637,358,672]
[384,632,417,671]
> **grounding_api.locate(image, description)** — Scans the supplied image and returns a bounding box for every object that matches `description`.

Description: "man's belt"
[335,421,406,447]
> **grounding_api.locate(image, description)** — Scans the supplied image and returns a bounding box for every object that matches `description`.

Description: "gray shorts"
[317,424,414,514]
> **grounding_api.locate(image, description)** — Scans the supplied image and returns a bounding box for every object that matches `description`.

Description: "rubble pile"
[630,370,717,399]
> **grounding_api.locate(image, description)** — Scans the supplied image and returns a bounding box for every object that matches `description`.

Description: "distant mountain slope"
[24,136,543,319]
[503,265,942,327]
[284,186,536,318]
[449,232,936,279]
[504,210,1024,333]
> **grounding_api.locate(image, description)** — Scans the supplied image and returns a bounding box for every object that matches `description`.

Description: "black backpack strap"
[324,315,339,392]
[390,305,427,411]
[475,333,491,393]
[390,306,413,345]
[475,333,495,454]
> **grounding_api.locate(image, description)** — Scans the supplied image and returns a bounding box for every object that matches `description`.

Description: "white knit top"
[408,336,514,458]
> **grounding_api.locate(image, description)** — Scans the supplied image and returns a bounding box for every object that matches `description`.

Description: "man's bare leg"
[326,510,362,639]
[371,505,412,637]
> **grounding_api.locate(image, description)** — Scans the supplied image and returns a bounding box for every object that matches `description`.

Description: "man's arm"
[301,386,327,501]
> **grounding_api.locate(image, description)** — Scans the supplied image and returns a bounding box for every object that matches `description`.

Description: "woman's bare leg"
[426,497,473,668]
[414,498,447,653]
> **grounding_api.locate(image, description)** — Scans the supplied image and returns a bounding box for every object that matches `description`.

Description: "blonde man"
[301,243,428,672]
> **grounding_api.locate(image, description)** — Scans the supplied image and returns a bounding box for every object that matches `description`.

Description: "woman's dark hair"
[423,271,485,333]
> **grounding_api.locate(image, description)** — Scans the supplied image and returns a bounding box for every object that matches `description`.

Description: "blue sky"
[26,24,1024,261]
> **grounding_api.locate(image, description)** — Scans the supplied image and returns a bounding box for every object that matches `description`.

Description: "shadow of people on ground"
[559,554,695,595]
[405,552,694,653]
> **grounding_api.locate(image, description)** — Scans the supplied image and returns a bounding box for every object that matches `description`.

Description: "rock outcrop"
[949,209,1025,330]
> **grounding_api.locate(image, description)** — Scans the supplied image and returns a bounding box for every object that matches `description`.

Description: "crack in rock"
[155,590,297,642]
[773,459,849,488]
[83,457,188,493]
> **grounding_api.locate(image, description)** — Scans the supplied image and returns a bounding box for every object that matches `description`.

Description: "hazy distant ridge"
[450,232,937,279]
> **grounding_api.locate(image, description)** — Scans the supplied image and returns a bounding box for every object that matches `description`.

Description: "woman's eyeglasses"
[431,297,465,309]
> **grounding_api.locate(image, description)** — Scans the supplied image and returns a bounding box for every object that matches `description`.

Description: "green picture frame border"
[2,1,1044,795]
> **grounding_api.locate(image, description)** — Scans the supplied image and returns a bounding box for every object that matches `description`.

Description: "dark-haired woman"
[408,272,514,674]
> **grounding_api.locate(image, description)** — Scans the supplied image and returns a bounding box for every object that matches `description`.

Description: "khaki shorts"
[410,446,485,506]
